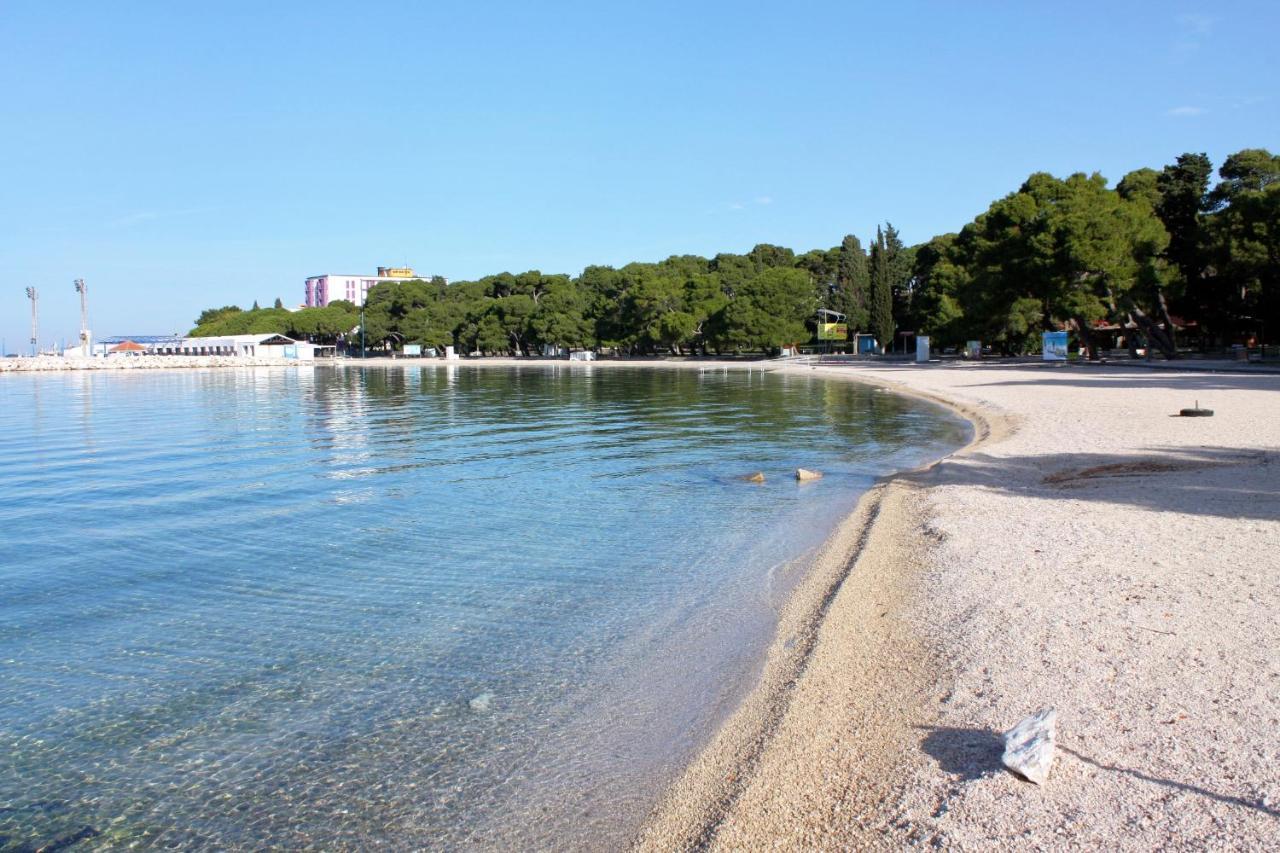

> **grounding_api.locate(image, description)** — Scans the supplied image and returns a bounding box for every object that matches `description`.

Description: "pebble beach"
[638,361,1280,850]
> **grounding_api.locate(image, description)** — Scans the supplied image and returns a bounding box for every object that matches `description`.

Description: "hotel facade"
[304,266,445,308]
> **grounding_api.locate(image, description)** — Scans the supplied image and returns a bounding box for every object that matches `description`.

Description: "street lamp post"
[74,278,89,357]
[25,287,38,356]
[360,304,366,359]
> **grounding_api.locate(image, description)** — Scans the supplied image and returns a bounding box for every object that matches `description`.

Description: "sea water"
[0,366,967,850]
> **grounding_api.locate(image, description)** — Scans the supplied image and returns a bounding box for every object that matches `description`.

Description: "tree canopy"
[193,147,1277,359]
[911,148,1277,356]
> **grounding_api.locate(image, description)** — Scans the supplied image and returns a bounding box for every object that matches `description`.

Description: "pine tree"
[869,226,895,352]
[1156,153,1212,290]
[251,300,260,311]
[274,297,284,309]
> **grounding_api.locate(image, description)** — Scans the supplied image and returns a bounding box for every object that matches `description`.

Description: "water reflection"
[0,367,966,850]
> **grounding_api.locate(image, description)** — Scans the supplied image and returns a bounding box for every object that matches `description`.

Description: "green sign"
[817,323,848,341]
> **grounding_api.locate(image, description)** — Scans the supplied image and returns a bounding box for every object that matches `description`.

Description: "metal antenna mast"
[25,287,38,356]
[75,278,89,357]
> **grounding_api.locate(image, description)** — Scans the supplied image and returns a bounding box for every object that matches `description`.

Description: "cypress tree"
[835,234,870,331]
[869,225,895,352]
[883,223,913,332]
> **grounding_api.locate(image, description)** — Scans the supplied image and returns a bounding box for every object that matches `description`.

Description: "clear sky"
[1,1,1276,350]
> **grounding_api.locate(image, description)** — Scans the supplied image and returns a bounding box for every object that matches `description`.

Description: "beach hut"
[252,335,324,360]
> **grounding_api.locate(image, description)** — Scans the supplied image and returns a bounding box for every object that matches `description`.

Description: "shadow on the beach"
[914,731,1280,817]
[916,726,1005,781]
[904,446,1280,522]
[1059,745,1280,819]
[851,361,1280,393]
[963,370,1279,394]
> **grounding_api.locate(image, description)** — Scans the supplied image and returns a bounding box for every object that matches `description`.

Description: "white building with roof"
[304,266,445,308]
[92,334,334,359]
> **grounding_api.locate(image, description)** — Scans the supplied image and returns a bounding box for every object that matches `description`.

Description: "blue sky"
[1,1,1276,349]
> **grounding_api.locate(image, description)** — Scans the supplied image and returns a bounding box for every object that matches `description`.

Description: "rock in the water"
[36,825,99,852]
[469,692,494,713]
[795,468,823,482]
[1002,707,1057,784]
[744,471,766,483]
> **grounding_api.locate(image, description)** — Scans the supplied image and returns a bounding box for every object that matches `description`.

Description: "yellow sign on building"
[385,267,416,278]
[817,323,848,341]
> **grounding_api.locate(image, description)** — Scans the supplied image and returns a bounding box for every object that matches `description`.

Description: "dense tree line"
[192,301,364,340]
[193,147,1277,359]
[190,247,898,356]
[912,148,1279,357]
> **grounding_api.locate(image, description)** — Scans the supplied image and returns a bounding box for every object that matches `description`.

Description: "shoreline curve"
[630,364,1011,850]
[636,360,1280,850]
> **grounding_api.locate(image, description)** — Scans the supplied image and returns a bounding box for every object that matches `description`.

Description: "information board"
[1042,331,1068,361]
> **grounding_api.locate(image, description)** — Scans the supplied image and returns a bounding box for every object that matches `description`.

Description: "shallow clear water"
[0,365,967,850]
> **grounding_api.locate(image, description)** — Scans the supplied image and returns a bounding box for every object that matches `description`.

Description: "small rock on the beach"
[744,471,766,483]
[795,468,823,481]
[1002,708,1057,784]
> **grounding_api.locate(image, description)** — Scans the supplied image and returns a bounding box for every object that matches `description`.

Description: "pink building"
[304,266,444,308]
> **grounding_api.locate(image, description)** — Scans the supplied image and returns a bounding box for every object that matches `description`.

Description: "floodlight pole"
[816,307,846,360]
[74,278,89,357]
[25,287,38,356]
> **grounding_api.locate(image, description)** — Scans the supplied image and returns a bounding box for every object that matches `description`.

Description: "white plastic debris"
[1002,707,1057,784]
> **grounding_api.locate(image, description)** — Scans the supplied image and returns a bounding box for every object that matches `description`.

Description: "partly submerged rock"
[744,471,766,483]
[1002,707,1057,784]
[37,825,100,851]
[469,692,495,713]
[795,468,823,482]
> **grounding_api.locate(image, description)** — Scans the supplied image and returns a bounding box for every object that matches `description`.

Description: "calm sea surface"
[0,365,967,850]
